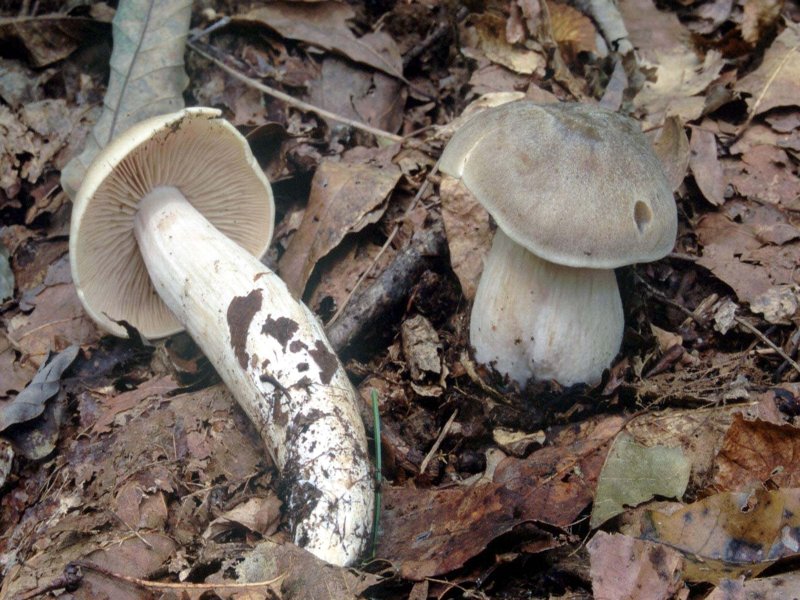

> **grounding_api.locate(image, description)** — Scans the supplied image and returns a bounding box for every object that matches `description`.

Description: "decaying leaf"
[60,0,191,198]
[725,144,800,210]
[239,2,405,81]
[736,23,800,119]
[638,488,800,583]
[0,331,35,398]
[401,314,442,382]
[588,531,684,600]
[0,345,78,432]
[278,158,401,298]
[590,431,690,528]
[549,2,598,59]
[652,116,690,191]
[689,126,726,205]
[713,413,800,491]
[203,496,282,540]
[0,15,106,67]
[461,13,546,76]
[439,176,493,301]
[378,415,624,579]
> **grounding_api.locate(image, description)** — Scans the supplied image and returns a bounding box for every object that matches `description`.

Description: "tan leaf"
[0,15,106,67]
[549,2,597,56]
[689,127,726,205]
[652,116,690,191]
[60,0,192,198]
[278,158,401,298]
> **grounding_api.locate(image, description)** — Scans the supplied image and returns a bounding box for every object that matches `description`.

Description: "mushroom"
[439,101,677,387]
[69,107,373,566]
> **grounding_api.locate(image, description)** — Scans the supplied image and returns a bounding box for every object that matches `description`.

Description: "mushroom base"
[470,229,624,387]
[134,187,373,566]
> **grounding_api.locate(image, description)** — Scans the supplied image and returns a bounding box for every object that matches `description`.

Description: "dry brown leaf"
[549,2,598,58]
[204,496,282,540]
[377,415,624,579]
[713,413,800,491]
[91,375,180,435]
[278,158,401,298]
[240,2,405,80]
[307,56,406,134]
[725,144,800,210]
[689,127,726,205]
[736,23,800,119]
[401,315,442,381]
[439,176,493,302]
[695,203,800,318]
[638,488,800,583]
[6,276,100,368]
[652,116,690,191]
[0,331,35,397]
[0,15,106,67]
[588,532,684,600]
[741,0,785,47]
[461,13,546,76]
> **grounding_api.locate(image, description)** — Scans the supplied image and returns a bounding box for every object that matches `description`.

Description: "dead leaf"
[0,331,35,398]
[549,2,598,59]
[741,0,786,47]
[0,15,106,67]
[0,345,78,432]
[278,158,401,298]
[696,205,800,314]
[590,431,690,527]
[401,315,442,381]
[91,375,180,435]
[204,496,282,540]
[240,2,405,80]
[60,0,191,198]
[439,176,493,301]
[652,116,690,191]
[689,127,726,205]
[725,145,800,210]
[713,413,800,491]
[736,23,800,119]
[588,531,683,600]
[307,56,406,134]
[377,415,624,579]
[639,488,800,583]
[462,13,546,76]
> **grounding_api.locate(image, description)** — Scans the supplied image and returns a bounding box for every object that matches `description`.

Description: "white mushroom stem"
[470,229,624,387]
[133,186,373,566]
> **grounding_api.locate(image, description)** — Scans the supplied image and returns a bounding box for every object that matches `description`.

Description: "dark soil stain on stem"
[262,315,299,350]
[227,289,263,369]
[309,340,338,385]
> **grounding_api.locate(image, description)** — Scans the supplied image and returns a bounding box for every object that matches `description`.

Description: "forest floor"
[1,0,800,598]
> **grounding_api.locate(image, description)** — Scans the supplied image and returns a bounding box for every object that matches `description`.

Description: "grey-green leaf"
[60,0,191,199]
[590,431,691,528]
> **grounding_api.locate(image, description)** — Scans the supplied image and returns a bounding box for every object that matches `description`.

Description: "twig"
[71,560,284,591]
[737,41,800,138]
[328,163,439,325]
[187,41,403,143]
[734,316,800,377]
[419,409,458,475]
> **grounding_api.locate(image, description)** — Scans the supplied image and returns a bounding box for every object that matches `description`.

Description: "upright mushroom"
[439,101,677,387]
[69,107,373,566]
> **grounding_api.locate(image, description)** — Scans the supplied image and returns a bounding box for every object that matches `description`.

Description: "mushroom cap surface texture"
[70,107,275,339]
[439,101,677,269]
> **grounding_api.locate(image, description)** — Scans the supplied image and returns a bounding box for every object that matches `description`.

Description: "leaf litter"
[2,0,800,598]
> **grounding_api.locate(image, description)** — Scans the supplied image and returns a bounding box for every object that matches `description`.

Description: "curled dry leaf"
[239,2,405,81]
[652,116,690,191]
[439,176,493,302]
[736,23,800,119]
[588,531,684,600]
[639,488,800,583]
[278,158,401,298]
[713,413,800,491]
[461,13,546,76]
[0,15,106,67]
[689,126,726,205]
[60,0,191,198]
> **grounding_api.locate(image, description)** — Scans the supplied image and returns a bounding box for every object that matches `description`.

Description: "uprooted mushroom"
[439,101,678,387]
[69,107,373,566]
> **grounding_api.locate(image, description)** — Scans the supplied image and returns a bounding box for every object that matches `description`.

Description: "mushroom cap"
[439,101,677,269]
[69,107,275,339]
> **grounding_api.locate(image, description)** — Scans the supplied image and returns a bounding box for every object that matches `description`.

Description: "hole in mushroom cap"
[634,201,652,234]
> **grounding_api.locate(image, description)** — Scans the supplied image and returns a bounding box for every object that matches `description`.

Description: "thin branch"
[71,560,284,591]
[187,41,403,143]
[734,316,800,377]
[419,409,458,475]
[328,163,439,325]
